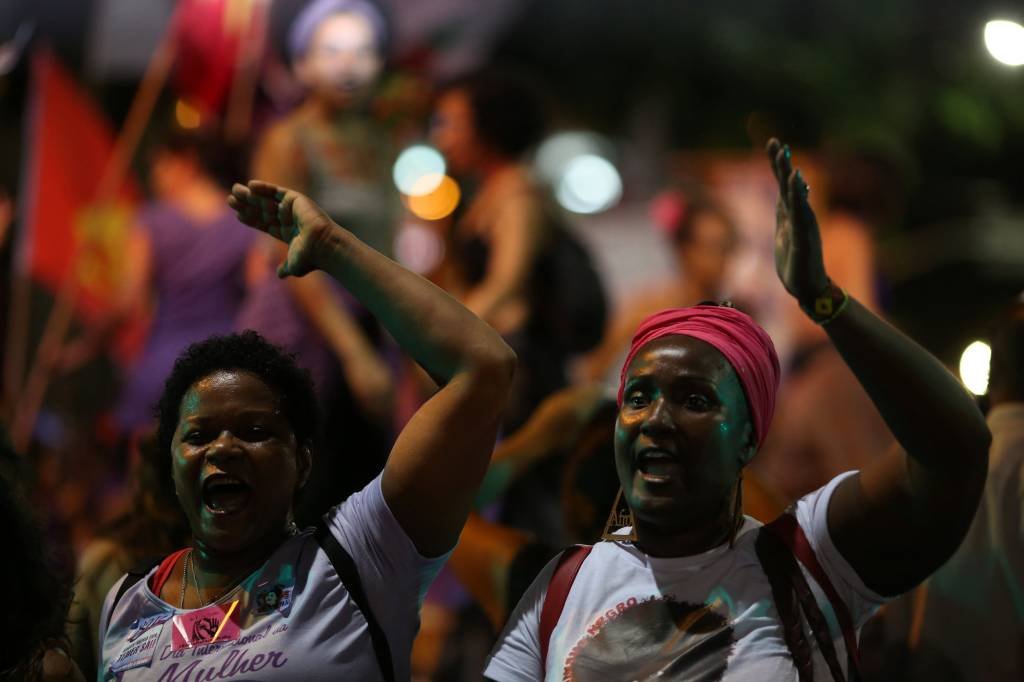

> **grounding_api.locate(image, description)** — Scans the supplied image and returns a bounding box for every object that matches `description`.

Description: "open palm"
[228,181,334,278]
[766,138,829,304]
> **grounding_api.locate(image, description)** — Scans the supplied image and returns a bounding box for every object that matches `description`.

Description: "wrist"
[799,279,849,326]
[310,221,350,271]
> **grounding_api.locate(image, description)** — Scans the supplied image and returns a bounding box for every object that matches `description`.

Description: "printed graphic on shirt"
[563,595,734,681]
[253,583,293,615]
[171,601,242,651]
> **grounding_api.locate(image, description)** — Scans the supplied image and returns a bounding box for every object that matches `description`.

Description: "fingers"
[248,180,281,198]
[228,183,264,229]
[774,146,793,198]
[766,138,810,210]
[278,193,295,232]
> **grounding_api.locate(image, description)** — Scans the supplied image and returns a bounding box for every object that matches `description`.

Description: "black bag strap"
[756,522,854,682]
[756,529,816,681]
[105,556,163,633]
[314,519,396,682]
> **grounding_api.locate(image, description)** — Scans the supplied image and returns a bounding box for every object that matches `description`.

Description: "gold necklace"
[180,527,299,609]
[178,549,190,609]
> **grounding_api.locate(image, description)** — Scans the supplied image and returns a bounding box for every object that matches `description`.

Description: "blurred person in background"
[580,188,738,388]
[243,0,398,523]
[417,73,608,677]
[869,297,1024,682]
[66,431,189,679]
[484,140,991,681]
[96,180,515,680]
[254,0,397,255]
[431,68,607,434]
[1,427,85,682]
[108,126,256,438]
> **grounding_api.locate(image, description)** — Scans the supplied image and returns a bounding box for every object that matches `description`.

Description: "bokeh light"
[984,20,1024,66]
[174,99,202,129]
[393,144,446,196]
[406,175,460,221]
[535,131,615,185]
[959,340,991,395]
[556,154,623,214]
[394,222,446,274]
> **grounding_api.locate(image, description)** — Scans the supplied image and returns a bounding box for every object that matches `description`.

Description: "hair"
[0,428,75,681]
[670,195,737,250]
[440,69,548,159]
[988,299,1024,403]
[155,331,319,458]
[147,123,246,191]
[286,0,391,64]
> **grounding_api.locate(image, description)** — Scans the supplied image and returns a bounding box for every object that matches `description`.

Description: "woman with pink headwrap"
[484,139,991,681]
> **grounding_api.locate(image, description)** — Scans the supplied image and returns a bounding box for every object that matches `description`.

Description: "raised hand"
[228,181,335,278]
[766,138,829,305]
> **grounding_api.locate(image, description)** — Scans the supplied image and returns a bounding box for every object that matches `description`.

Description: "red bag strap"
[765,513,860,668]
[147,548,191,598]
[539,544,592,669]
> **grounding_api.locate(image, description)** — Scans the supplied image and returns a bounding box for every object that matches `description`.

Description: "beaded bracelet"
[801,280,850,326]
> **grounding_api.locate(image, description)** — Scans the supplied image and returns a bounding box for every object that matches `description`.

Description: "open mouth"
[201,475,253,515]
[636,449,681,484]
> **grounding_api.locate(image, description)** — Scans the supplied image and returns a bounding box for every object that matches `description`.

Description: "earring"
[728,472,744,548]
[601,487,638,542]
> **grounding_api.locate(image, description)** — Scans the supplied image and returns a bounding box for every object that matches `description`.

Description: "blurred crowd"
[1,1,1021,681]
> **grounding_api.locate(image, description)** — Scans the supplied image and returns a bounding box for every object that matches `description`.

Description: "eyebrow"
[181,409,281,424]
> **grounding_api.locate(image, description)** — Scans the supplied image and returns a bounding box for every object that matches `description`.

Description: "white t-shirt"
[485,471,885,681]
[97,474,446,681]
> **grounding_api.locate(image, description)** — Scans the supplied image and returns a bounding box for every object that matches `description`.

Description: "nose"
[205,430,243,464]
[640,396,674,436]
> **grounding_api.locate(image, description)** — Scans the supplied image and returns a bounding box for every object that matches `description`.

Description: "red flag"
[171,0,261,116]
[18,49,139,323]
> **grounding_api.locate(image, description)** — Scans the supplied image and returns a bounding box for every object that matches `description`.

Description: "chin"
[630,496,686,525]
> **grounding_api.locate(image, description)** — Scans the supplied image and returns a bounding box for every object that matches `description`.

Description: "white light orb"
[984,20,1024,66]
[393,145,445,196]
[959,340,992,395]
[556,154,623,215]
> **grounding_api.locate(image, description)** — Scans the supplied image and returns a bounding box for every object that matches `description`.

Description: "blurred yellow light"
[959,340,991,395]
[984,20,1024,66]
[175,99,202,129]
[407,175,460,221]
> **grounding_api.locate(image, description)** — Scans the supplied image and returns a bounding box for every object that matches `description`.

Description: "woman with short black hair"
[97,180,515,680]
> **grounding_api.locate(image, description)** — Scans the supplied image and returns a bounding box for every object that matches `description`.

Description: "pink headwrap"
[617,306,781,447]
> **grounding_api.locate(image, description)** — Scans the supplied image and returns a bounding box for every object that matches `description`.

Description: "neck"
[303,94,366,122]
[191,526,292,591]
[633,515,735,558]
[476,154,513,183]
[631,489,740,558]
[169,177,227,220]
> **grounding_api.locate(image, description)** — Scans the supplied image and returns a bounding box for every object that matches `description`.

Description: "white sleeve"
[484,553,560,681]
[793,470,889,628]
[326,474,448,607]
[96,574,126,657]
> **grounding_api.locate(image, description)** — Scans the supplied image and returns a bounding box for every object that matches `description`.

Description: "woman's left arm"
[767,139,991,596]
[230,181,516,557]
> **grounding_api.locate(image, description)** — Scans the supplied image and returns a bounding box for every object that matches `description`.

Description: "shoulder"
[788,472,889,623]
[78,538,130,576]
[255,118,305,161]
